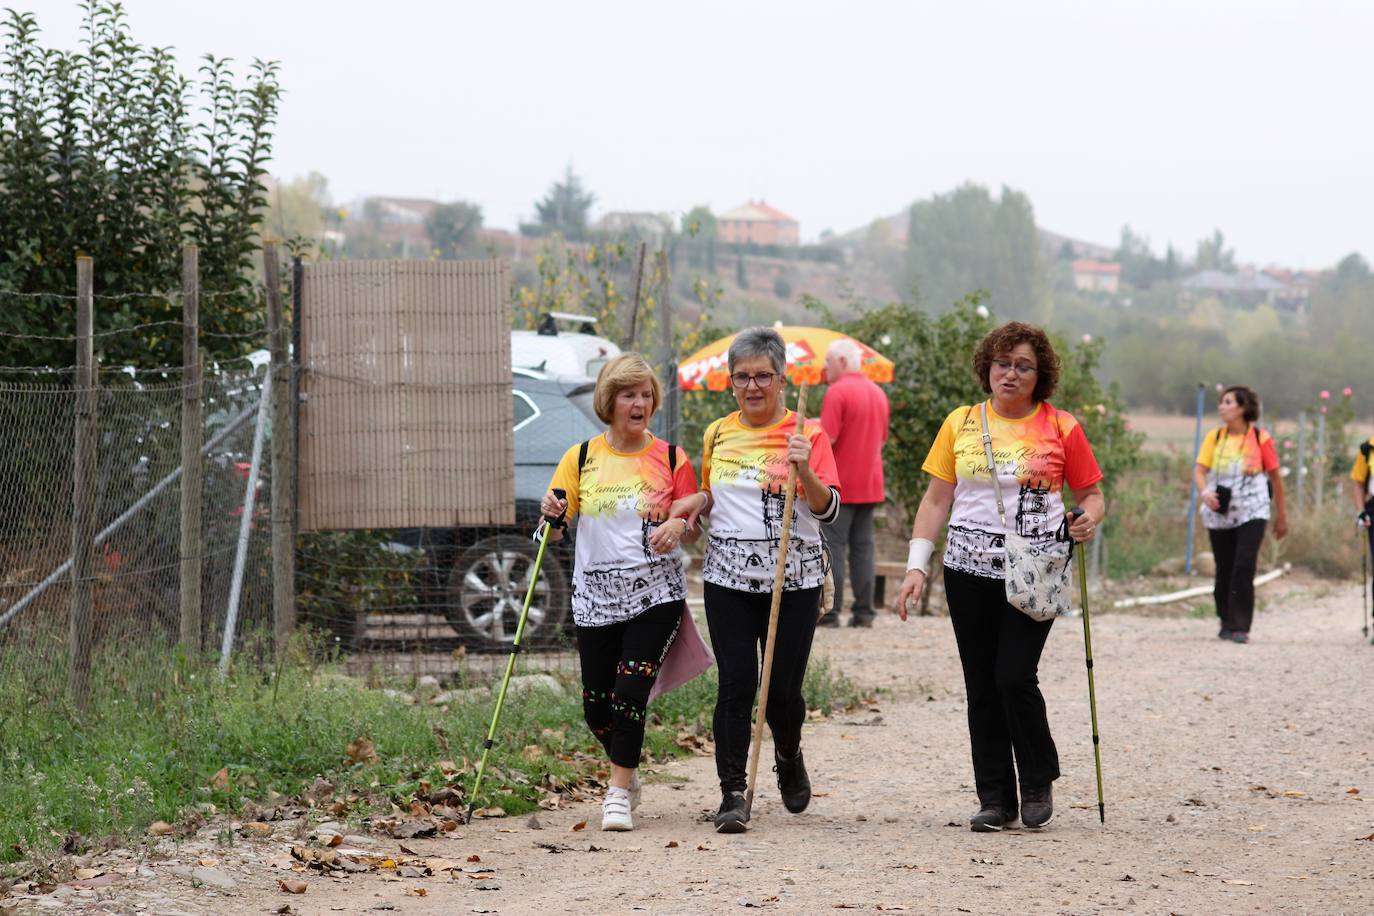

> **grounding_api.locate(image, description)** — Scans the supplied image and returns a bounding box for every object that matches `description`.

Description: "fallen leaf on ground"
[209,767,231,792]
[147,821,175,837]
[326,834,343,847]
[277,879,308,894]
[467,854,481,862]
[1248,825,1266,832]
[665,841,679,848]
[406,887,428,897]
[1347,787,1360,795]
[571,820,587,832]
[1281,790,1306,798]
[1222,879,1255,885]
[346,737,377,765]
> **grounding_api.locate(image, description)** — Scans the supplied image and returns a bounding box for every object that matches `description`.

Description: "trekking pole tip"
[1099,803,1105,824]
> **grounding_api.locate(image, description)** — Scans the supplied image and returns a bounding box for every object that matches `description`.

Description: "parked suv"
[395,366,603,651]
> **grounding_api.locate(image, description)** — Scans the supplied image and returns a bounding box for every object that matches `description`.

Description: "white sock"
[607,786,631,800]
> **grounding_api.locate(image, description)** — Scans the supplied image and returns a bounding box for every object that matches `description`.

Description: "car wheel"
[447,534,570,651]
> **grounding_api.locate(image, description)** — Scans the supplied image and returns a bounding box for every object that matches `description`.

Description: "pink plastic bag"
[649,604,715,701]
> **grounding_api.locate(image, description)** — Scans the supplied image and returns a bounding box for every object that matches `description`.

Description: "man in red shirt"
[818,339,890,627]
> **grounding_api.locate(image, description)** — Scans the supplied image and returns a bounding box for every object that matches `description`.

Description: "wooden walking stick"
[744,383,809,820]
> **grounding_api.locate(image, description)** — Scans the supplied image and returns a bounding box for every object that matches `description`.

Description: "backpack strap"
[1361,440,1373,487]
[667,442,677,474]
[578,439,589,476]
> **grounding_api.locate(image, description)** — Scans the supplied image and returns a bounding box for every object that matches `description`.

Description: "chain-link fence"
[0,359,272,700]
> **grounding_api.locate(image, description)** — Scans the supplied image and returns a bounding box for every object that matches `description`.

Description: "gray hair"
[826,338,863,372]
[728,326,787,376]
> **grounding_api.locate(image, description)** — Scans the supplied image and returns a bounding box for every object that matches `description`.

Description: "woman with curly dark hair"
[894,321,1105,832]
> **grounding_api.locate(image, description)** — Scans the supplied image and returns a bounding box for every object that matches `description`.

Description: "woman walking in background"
[1193,384,1288,644]
[894,321,1104,832]
[541,353,701,831]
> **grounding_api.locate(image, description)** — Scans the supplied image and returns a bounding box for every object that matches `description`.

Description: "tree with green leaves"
[0,2,281,370]
[522,165,595,240]
[1194,229,1236,272]
[904,183,1048,320]
[424,200,483,258]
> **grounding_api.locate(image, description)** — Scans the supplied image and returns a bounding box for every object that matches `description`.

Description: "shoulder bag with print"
[979,402,1077,622]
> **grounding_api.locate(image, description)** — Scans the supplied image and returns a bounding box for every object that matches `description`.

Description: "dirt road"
[8,578,1373,915]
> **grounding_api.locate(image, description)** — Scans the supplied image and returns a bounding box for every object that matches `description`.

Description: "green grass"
[0,634,863,865]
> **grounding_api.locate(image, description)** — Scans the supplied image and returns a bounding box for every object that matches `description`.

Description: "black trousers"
[1207,519,1267,634]
[704,582,821,794]
[944,567,1060,811]
[574,600,683,769]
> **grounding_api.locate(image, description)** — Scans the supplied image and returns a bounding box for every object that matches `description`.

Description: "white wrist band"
[906,538,935,574]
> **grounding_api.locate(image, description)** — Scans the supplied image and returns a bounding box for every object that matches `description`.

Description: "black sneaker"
[773,749,812,813]
[714,791,749,833]
[1217,627,1232,640]
[1231,631,1250,644]
[969,805,1017,832]
[817,614,840,628]
[1021,784,1053,828]
[847,616,874,628]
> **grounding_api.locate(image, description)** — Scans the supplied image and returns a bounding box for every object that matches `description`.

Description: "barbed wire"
[0,322,271,342]
[0,288,267,304]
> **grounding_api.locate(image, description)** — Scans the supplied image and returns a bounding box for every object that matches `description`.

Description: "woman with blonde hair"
[541,353,700,831]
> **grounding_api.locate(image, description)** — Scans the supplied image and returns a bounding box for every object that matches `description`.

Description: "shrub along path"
[4,579,1373,914]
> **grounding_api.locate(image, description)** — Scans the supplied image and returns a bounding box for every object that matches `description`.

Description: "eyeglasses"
[991,358,1037,377]
[731,371,778,389]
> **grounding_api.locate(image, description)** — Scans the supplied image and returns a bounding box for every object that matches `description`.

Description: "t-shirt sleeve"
[820,386,844,443]
[700,420,720,493]
[921,408,964,484]
[1196,429,1217,469]
[1258,431,1279,473]
[548,444,583,519]
[1351,440,1372,483]
[805,421,841,492]
[1062,418,1104,491]
[671,447,697,500]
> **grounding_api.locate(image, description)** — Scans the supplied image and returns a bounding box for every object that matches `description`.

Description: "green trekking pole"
[1070,507,1105,824]
[466,489,567,823]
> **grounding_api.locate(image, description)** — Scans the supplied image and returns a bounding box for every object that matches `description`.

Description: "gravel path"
[12,577,1373,915]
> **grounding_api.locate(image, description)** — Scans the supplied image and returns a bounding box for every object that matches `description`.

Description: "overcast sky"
[19,0,1373,267]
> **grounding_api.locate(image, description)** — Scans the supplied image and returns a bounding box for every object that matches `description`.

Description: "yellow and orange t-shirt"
[923,401,1102,578]
[1348,436,1374,502]
[1195,424,1278,529]
[700,410,841,593]
[548,434,697,627]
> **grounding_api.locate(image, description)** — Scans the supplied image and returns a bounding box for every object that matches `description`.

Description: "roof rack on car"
[537,311,600,336]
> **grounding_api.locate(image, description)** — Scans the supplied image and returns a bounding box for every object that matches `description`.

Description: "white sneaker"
[628,771,642,811]
[601,788,633,831]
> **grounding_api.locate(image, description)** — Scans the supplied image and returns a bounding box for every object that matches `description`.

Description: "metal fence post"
[179,244,203,651]
[266,242,296,658]
[70,256,97,709]
[1316,409,1326,509]
[1184,383,1204,575]
[655,249,679,445]
[1296,410,1307,513]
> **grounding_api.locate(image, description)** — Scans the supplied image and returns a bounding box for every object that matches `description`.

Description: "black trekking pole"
[1361,518,1370,642]
[465,489,568,823]
[1070,508,1105,824]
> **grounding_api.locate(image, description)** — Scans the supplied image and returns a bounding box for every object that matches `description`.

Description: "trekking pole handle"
[545,488,569,530]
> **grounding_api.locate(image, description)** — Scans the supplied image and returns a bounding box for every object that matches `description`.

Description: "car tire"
[447,533,571,651]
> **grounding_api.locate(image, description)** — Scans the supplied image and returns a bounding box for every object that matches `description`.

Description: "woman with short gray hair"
[671,326,841,833]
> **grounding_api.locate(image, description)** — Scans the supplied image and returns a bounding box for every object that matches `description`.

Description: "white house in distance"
[1071,259,1121,294]
[717,200,800,246]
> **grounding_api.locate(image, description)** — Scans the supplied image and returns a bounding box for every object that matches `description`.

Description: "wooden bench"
[873,560,908,610]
